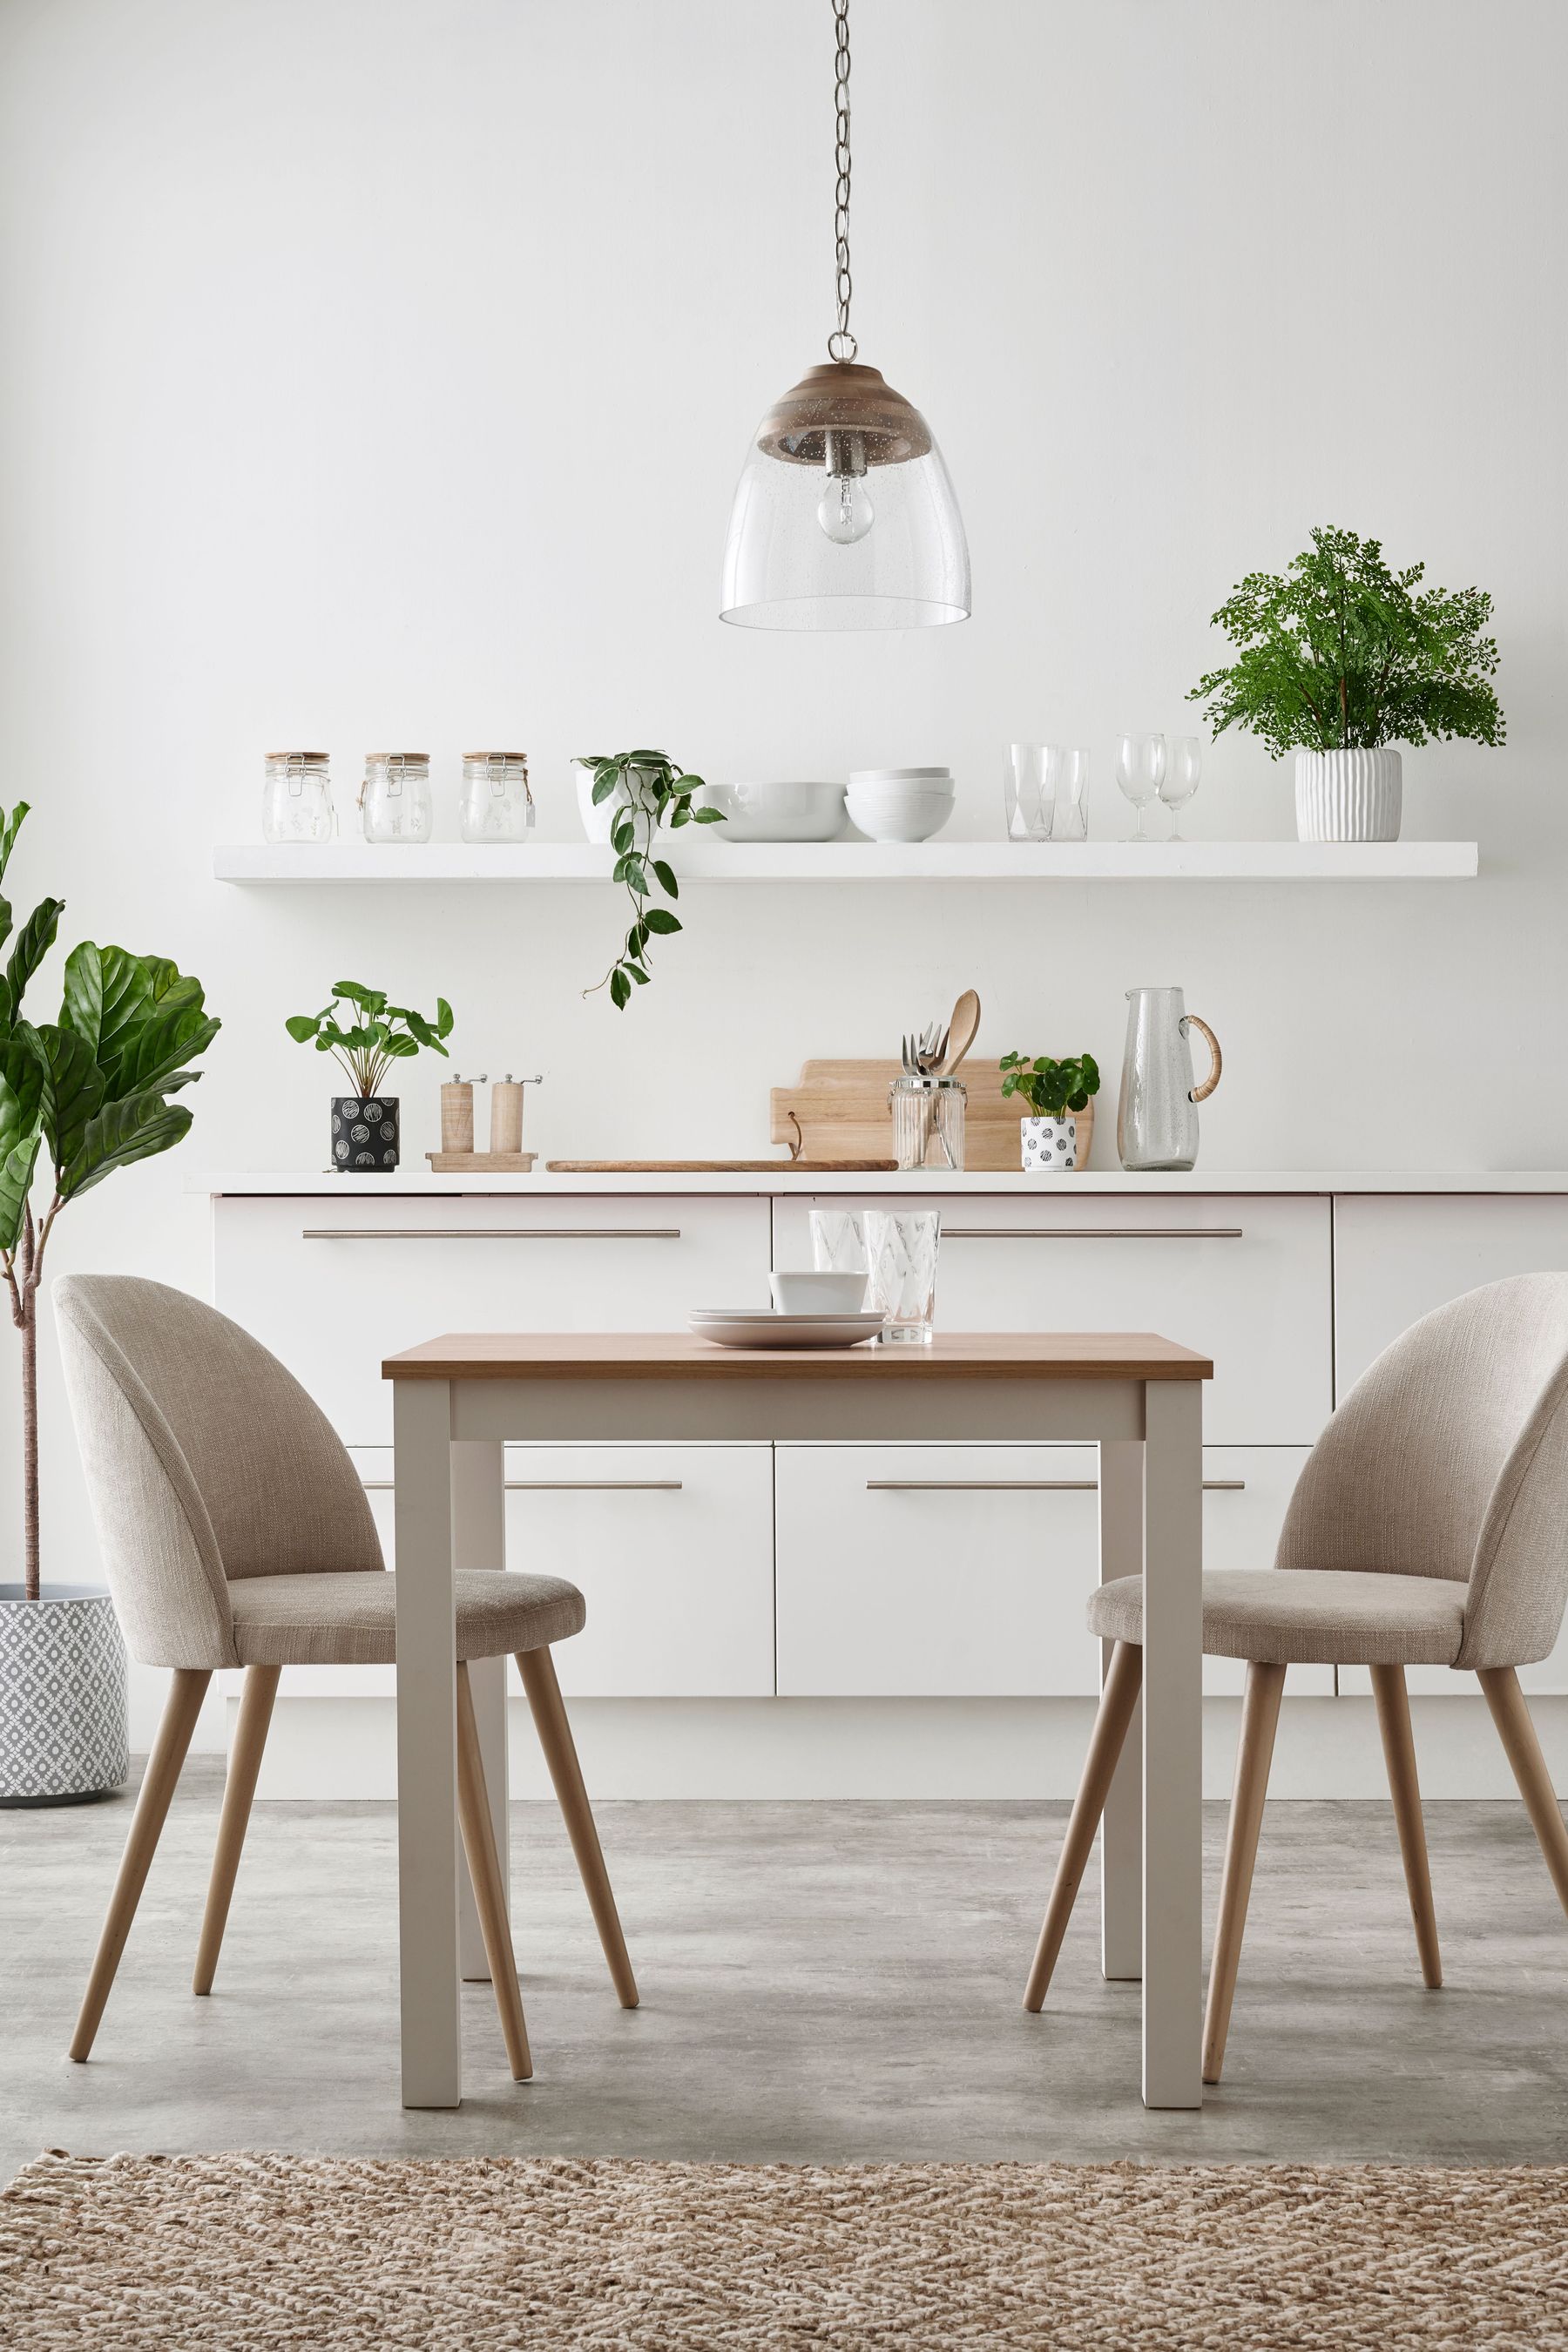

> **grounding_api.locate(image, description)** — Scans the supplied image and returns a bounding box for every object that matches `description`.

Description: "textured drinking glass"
[1053,747,1091,840]
[1116,733,1166,841]
[1159,737,1202,841]
[863,1209,941,1345]
[1004,744,1056,841]
[809,1209,868,1275]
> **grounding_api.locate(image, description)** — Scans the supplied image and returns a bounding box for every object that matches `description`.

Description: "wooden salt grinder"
[440,1075,483,1155]
[490,1075,525,1155]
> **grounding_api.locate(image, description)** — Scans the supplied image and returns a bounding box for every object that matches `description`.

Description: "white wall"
[1,0,1565,1745]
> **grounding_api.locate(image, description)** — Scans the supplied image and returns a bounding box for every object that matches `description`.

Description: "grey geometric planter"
[331,1095,400,1172]
[0,1584,129,1807]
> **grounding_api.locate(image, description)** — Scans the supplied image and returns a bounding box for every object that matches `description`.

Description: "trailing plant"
[0,802,220,1602]
[573,749,721,1008]
[1187,525,1504,758]
[286,983,454,1095]
[998,1051,1101,1121]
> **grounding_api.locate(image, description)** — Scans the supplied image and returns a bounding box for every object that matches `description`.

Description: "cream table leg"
[1141,1378,1204,2110]
[453,1441,508,1982]
[1098,1439,1145,1981]
[395,1377,463,2109]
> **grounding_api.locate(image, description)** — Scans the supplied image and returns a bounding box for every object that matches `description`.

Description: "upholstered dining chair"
[54,1273,637,2082]
[1024,1272,1568,2084]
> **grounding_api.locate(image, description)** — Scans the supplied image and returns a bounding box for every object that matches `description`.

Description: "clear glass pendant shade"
[720,362,970,631]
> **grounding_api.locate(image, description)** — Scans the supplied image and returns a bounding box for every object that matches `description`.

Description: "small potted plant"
[572,748,721,1008]
[999,1051,1100,1173]
[286,983,454,1170]
[1188,524,1504,841]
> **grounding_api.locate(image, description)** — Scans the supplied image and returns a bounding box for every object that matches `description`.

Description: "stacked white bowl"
[845,767,955,843]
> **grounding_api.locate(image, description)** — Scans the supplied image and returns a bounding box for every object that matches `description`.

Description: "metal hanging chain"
[828,0,856,362]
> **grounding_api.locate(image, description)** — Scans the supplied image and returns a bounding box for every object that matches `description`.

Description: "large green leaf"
[1,897,62,1031]
[58,1091,193,1203]
[89,947,156,1086]
[108,1006,220,1101]
[142,956,204,1013]
[34,1022,107,1173]
[60,941,105,1057]
[0,1036,45,1252]
[0,803,28,885]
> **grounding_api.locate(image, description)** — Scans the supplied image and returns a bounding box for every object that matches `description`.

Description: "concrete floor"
[3,1761,1567,2186]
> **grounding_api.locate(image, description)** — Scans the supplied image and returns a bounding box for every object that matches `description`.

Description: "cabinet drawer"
[773,1194,1331,1443]
[213,1193,770,1442]
[774,1444,1328,1699]
[1334,1195,1568,1395]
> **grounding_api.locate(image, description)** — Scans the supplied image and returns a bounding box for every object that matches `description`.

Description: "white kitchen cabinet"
[773,1193,1332,1444]
[1334,1194,1568,1392]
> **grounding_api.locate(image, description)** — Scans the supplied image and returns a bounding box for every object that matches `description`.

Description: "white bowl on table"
[769,1269,868,1314]
[697,781,847,841]
[845,778,956,843]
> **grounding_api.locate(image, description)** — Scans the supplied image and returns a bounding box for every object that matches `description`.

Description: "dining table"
[382,1329,1213,2112]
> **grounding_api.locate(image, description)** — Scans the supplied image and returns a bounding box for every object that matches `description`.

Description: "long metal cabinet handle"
[360,1477,684,1492]
[867,1477,1246,1492]
[302,1227,682,1240]
[942,1227,1244,1240]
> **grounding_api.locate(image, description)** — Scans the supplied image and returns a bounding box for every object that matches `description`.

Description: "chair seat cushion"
[1087,1569,1467,1666]
[229,1568,585,1667]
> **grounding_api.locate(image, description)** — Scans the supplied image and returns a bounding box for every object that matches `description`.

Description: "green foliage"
[286,982,454,1097]
[572,749,720,1008]
[998,1051,1101,1121]
[1187,525,1504,760]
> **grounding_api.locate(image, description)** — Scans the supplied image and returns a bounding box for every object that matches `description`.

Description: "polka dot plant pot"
[1020,1115,1078,1172]
[332,1095,400,1173]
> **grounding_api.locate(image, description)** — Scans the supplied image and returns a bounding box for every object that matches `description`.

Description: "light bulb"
[818,470,875,544]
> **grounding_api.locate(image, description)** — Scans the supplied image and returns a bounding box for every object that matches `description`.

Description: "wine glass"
[1159,737,1202,840]
[1116,733,1166,841]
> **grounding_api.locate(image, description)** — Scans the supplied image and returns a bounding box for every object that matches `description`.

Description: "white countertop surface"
[193,1169,1568,1197]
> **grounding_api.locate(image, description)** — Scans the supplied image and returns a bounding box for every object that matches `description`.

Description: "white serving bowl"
[769,1269,869,1314]
[845,788,955,843]
[848,767,953,786]
[698,781,847,841]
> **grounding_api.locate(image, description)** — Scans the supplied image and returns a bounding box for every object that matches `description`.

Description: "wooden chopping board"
[546,1159,896,1173]
[769,1059,1096,1173]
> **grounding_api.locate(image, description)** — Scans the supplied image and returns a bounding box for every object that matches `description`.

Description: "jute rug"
[2,2150,1565,2349]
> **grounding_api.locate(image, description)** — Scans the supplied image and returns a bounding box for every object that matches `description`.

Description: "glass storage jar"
[360,752,433,843]
[460,751,534,843]
[261,751,335,844]
[889,1074,966,1172]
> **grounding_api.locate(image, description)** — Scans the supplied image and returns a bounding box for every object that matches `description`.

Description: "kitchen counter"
[193,1169,1568,1196]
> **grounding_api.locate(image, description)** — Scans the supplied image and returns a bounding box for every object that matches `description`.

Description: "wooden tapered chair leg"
[1202,1659,1286,2085]
[517,1645,639,2009]
[1024,1639,1143,2011]
[455,1659,532,2080]
[1478,1666,1568,1920]
[193,1663,280,1995]
[1370,1662,1442,1988]
[71,1666,212,2063]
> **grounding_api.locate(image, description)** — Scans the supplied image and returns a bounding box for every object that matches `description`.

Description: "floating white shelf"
[213,840,1479,884]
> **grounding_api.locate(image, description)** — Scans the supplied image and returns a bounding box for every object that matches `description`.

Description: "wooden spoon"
[941,988,981,1076]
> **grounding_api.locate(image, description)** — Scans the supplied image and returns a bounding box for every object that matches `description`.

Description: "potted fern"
[999,1051,1100,1173]
[1188,525,1504,841]
[0,802,220,1805]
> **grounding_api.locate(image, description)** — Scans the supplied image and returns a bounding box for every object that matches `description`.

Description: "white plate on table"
[688,1308,885,1350]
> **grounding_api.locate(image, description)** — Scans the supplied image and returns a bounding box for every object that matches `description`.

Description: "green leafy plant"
[998,1051,1101,1120]
[573,749,721,1008]
[0,802,220,1601]
[285,983,454,1094]
[1187,525,1504,759]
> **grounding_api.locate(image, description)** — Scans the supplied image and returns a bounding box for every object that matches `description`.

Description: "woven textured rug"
[3,2151,1565,2349]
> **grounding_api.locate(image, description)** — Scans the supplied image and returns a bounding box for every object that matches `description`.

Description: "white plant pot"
[1294,748,1402,841]
[0,1583,129,1806]
[1020,1115,1078,1172]
[575,764,663,846]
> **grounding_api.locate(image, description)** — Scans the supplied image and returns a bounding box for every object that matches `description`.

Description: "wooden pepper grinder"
[490,1074,541,1155]
[440,1074,485,1156]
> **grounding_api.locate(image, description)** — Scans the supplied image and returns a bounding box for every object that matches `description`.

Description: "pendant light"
[720,0,970,632]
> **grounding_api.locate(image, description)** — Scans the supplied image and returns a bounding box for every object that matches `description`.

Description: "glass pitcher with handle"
[1116,987,1222,1171]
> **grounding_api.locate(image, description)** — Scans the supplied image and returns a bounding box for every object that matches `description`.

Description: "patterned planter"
[1294,748,1402,841]
[332,1095,400,1172]
[0,1584,128,1807]
[1020,1115,1079,1172]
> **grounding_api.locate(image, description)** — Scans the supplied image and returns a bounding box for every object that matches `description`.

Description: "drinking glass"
[1158,737,1202,840]
[863,1209,941,1345]
[1004,744,1057,841]
[1053,747,1091,840]
[1115,732,1166,841]
[809,1209,868,1276]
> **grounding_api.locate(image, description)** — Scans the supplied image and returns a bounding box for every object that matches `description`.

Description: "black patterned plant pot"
[0,1584,129,1807]
[332,1095,400,1172]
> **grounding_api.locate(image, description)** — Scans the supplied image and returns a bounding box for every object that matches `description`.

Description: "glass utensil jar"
[889,1074,966,1171]
[360,753,433,844]
[261,752,334,844]
[460,751,534,843]
[863,1208,941,1344]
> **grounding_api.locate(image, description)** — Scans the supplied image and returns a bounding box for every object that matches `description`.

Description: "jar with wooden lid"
[360,753,433,844]
[460,752,533,843]
[261,752,335,844]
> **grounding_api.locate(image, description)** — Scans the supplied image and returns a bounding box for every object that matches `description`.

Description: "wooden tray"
[769,1060,1096,1173]
[426,1152,537,1172]
[546,1159,896,1173]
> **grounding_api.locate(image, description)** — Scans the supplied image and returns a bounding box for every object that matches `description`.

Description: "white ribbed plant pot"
[574,765,663,846]
[1294,748,1402,841]
[0,1584,129,1807]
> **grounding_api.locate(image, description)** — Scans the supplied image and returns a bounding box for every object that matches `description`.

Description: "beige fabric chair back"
[55,1274,382,1670]
[1275,1273,1568,1671]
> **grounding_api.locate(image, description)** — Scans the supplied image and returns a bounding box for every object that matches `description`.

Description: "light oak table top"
[382,1331,1213,1383]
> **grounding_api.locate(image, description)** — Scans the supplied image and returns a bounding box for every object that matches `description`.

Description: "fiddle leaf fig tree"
[573,749,722,1008]
[0,803,220,1600]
